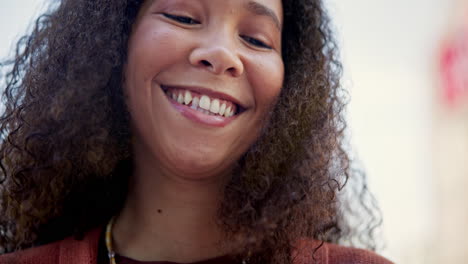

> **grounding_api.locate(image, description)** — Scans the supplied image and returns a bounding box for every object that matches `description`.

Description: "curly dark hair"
[0,0,382,263]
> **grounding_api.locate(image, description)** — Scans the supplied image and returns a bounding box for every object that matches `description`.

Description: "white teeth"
[177,93,184,104]
[210,99,220,114]
[224,106,232,117]
[191,97,199,109]
[166,89,237,117]
[199,95,211,110]
[184,91,192,105]
[219,103,226,116]
[227,108,234,117]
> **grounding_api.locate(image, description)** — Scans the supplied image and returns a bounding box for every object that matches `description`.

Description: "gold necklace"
[105,217,248,264]
[105,217,117,264]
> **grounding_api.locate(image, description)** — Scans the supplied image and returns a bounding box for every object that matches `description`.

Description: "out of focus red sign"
[440,24,468,106]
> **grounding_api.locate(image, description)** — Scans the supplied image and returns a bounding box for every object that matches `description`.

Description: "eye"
[162,13,200,25]
[240,35,272,50]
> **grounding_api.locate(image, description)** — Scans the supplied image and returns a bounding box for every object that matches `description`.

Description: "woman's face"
[125,0,284,179]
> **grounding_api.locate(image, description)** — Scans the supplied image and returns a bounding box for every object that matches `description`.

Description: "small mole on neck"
[157,209,162,213]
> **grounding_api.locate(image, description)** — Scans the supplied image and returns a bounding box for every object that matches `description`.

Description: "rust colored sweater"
[0,228,393,264]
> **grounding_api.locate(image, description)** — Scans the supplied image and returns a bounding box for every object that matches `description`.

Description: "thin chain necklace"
[105,217,248,264]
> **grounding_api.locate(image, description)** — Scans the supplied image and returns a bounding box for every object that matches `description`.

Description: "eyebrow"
[246,1,282,31]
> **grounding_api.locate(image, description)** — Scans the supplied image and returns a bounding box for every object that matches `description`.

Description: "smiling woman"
[125,0,284,180]
[0,0,391,264]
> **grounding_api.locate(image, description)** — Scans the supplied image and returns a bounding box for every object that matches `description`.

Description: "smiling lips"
[162,86,239,117]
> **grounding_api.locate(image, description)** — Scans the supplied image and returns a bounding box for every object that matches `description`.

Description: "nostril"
[201,60,211,67]
[227,67,236,74]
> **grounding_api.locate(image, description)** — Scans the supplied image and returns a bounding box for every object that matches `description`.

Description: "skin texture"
[125,0,284,180]
[114,1,284,261]
[0,0,381,263]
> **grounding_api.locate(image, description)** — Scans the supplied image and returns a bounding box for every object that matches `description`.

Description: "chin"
[165,147,234,180]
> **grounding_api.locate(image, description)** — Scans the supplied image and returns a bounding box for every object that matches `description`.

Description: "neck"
[112,147,229,262]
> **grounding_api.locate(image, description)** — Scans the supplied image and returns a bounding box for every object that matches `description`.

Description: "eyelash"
[162,13,200,25]
[240,35,272,50]
[162,13,273,50]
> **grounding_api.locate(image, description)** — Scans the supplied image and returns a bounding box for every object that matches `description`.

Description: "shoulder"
[0,241,61,264]
[324,243,393,264]
[0,228,102,264]
[293,239,394,264]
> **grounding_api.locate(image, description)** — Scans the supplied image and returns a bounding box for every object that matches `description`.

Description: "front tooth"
[219,103,226,116]
[191,97,199,109]
[210,99,220,114]
[224,106,231,117]
[184,91,192,105]
[199,95,211,110]
[227,107,234,117]
[177,93,184,104]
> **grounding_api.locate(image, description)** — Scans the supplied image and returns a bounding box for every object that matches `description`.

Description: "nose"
[189,34,244,77]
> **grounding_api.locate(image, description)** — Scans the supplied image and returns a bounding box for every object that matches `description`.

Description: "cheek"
[250,55,284,109]
[126,20,188,81]
[124,19,191,119]
[124,21,187,136]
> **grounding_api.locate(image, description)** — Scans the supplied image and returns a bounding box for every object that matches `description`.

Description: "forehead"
[139,0,283,25]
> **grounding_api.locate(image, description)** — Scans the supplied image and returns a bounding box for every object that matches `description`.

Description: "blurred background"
[327,0,468,263]
[1,1,468,263]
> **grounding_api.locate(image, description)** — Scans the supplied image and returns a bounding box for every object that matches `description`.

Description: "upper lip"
[160,84,247,110]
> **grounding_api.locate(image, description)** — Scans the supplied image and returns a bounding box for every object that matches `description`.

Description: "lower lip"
[167,97,236,128]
